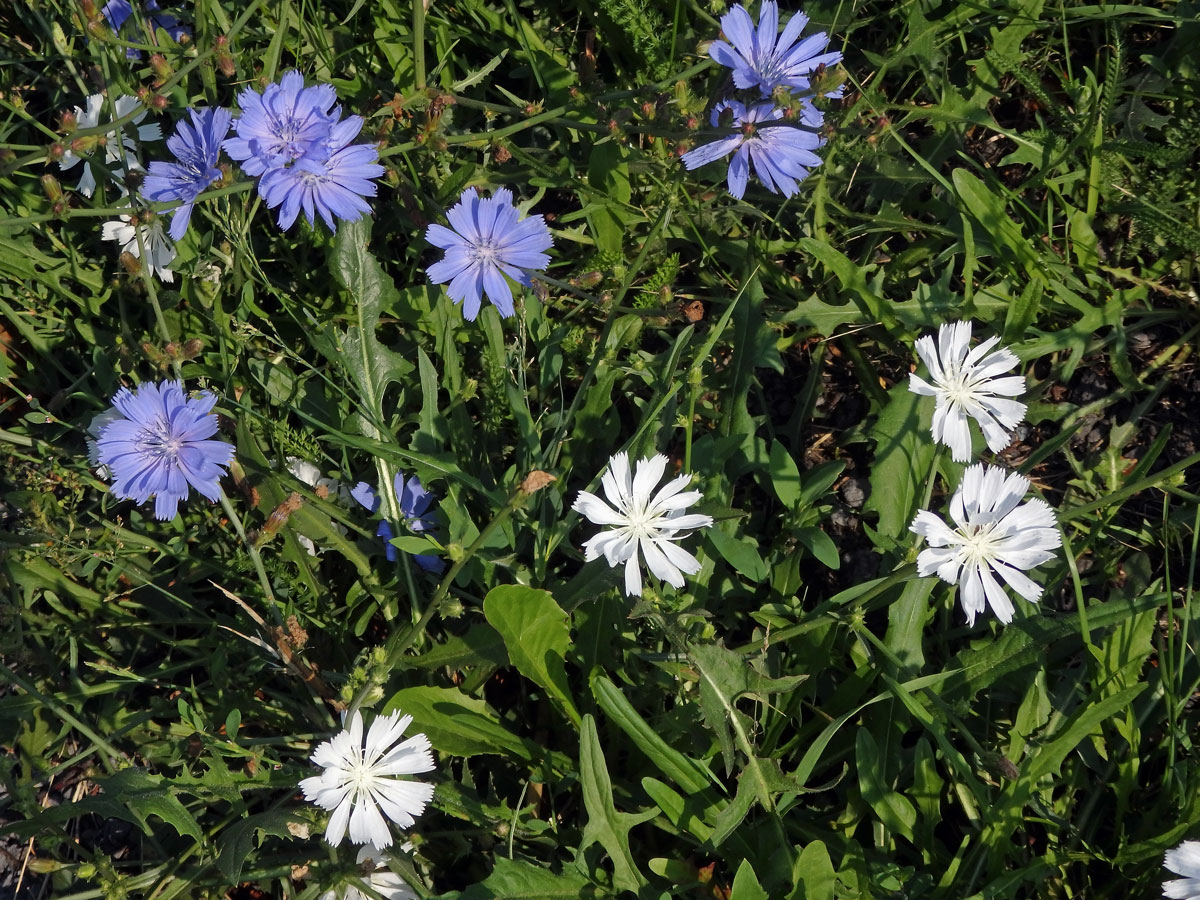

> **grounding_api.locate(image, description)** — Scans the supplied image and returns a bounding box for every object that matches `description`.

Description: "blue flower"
[352,474,444,573]
[223,70,340,177]
[681,100,824,200]
[142,107,231,241]
[102,0,190,58]
[95,380,234,521]
[709,1,841,98]
[425,188,553,321]
[254,117,383,232]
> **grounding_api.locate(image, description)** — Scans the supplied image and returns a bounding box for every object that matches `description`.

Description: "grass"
[0,0,1198,898]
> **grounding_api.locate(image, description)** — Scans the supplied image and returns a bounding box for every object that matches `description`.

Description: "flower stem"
[413,0,426,91]
[219,489,280,617]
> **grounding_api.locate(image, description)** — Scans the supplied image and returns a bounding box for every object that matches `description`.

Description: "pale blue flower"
[254,116,383,232]
[681,100,824,199]
[352,473,444,573]
[142,107,232,241]
[709,1,841,97]
[95,380,234,520]
[425,188,553,320]
[223,70,340,176]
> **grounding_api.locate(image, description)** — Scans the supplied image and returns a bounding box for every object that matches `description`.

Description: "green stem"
[413,0,427,90]
[218,490,280,616]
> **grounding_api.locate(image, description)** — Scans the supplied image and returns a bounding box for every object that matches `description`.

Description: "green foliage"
[0,0,1199,898]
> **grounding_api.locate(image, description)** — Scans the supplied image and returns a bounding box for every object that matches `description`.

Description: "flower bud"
[81,0,98,18]
[60,109,77,132]
[41,174,63,202]
[151,93,169,110]
[120,251,142,276]
[183,338,204,358]
[47,142,65,162]
[149,54,172,83]
[86,17,108,38]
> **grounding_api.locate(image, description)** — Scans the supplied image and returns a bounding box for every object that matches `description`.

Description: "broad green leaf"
[708,527,769,583]
[793,841,836,900]
[863,385,936,545]
[483,585,581,726]
[641,777,715,843]
[578,715,657,894]
[730,859,768,900]
[385,685,537,761]
[452,856,598,900]
[769,441,802,508]
[884,577,936,671]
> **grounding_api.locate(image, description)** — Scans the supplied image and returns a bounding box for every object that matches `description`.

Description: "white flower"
[299,709,435,849]
[910,464,1060,626]
[572,452,713,597]
[908,321,1027,463]
[100,211,176,282]
[285,456,350,555]
[60,94,161,197]
[318,845,418,900]
[1164,841,1200,900]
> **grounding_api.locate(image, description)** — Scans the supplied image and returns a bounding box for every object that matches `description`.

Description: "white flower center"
[137,417,183,461]
[347,753,375,792]
[941,364,978,408]
[959,522,1000,565]
[468,239,500,265]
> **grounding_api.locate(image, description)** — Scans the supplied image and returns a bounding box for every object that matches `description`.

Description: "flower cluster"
[683,1,841,198]
[907,322,1060,627]
[224,71,384,232]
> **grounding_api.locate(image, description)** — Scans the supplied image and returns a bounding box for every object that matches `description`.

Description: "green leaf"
[707,527,769,582]
[855,730,917,841]
[863,384,936,545]
[452,856,599,900]
[216,809,304,883]
[730,859,768,900]
[100,769,204,843]
[592,675,714,794]
[793,526,840,570]
[578,715,657,894]
[688,641,805,777]
[385,685,538,761]
[768,441,803,508]
[792,841,836,900]
[483,585,581,726]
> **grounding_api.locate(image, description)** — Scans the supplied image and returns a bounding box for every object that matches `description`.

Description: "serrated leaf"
[483,585,580,726]
[100,769,204,843]
[688,641,805,796]
[578,715,657,893]
[216,809,304,883]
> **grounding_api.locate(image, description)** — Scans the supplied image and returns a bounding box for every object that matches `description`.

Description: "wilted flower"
[1164,841,1200,900]
[255,116,383,232]
[910,464,1061,626]
[351,473,443,573]
[425,187,553,321]
[909,321,1027,463]
[100,209,176,282]
[59,94,161,197]
[94,380,235,520]
[709,1,842,98]
[142,107,232,240]
[681,100,824,200]
[573,452,713,597]
[318,845,418,900]
[299,709,436,849]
